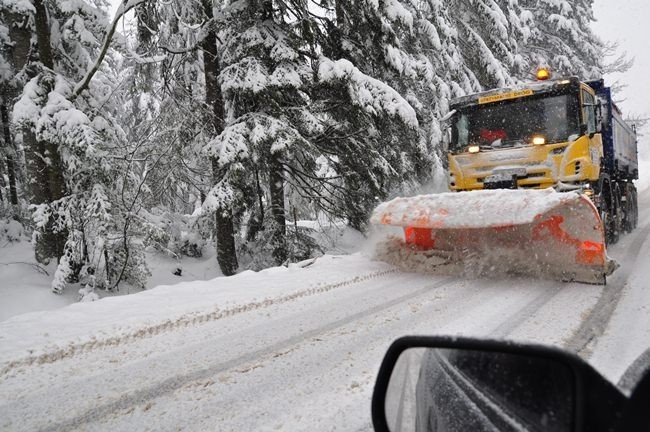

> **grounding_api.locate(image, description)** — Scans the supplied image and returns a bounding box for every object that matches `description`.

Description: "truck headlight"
[468,145,480,154]
[532,135,546,145]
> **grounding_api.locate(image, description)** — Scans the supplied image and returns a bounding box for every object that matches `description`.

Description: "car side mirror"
[372,336,627,432]
[621,369,650,431]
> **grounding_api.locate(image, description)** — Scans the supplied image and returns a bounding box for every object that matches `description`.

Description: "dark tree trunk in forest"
[2,9,32,208]
[269,157,287,264]
[135,1,158,92]
[335,1,346,30]
[33,0,54,70]
[260,0,287,264]
[0,104,18,206]
[202,0,238,276]
[245,168,265,242]
[23,128,66,261]
[328,0,347,60]
[26,0,68,263]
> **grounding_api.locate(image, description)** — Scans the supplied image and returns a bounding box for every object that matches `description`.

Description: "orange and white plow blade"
[370,189,617,284]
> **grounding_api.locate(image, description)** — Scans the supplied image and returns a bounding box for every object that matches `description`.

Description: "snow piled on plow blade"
[370,189,618,285]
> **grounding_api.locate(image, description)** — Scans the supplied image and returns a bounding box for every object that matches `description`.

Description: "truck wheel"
[612,186,623,243]
[598,186,616,245]
[632,187,639,229]
[624,183,635,233]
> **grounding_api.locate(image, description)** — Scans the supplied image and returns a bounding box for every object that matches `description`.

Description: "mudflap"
[370,189,617,285]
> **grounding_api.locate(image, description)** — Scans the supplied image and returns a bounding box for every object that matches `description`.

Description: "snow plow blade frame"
[370,190,617,285]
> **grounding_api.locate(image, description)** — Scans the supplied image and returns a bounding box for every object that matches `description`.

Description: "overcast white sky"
[593,0,650,119]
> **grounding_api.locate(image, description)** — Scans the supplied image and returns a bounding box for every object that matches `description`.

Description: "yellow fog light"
[532,135,546,145]
[536,68,551,81]
[583,189,594,197]
[468,145,480,154]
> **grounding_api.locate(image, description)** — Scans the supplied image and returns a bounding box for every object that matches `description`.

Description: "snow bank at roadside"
[0,254,392,365]
[0,241,223,322]
[0,219,363,322]
[0,241,73,322]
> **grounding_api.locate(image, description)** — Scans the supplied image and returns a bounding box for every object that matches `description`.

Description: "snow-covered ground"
[0,220,363,322]
[0,242,223,322]
[1,189,649,431]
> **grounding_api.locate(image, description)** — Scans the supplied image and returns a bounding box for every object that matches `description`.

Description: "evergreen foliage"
[0,0,611,293]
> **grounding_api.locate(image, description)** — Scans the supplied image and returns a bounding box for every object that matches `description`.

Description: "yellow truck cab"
[446,75,602,192]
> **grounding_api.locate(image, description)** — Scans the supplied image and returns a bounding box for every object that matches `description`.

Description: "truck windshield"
[451,94,580,151]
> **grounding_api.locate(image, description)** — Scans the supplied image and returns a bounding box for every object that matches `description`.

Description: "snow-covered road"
[1,191,650,431]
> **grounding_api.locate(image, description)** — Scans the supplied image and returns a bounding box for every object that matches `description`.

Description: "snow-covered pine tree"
[444,0,519,88]
[202,0,320,268]
[113,0,212,262]
[9,0,153,293]
[0,0,618,291]
[10,0,69,263]
[519,0,604,79]
[304,1,431,229]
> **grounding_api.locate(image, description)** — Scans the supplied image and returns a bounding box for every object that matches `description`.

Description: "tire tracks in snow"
[1,268,402,377]
[489,283,563,339]
[564,223,650,357]
[33,276,460,432]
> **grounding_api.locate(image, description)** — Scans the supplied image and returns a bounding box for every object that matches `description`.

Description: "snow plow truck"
[371,70,639,284]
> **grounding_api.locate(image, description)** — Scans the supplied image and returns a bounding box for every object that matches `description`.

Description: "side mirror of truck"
[582,102,598,138]
[371,336,644,432]
[439,110,456,152]
[442,128,451,152]
[595,103,603,133]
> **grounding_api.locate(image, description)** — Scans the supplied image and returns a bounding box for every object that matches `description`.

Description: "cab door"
[581,87,602,182]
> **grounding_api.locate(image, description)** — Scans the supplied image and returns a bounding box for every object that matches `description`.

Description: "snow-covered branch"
[72,0,150,98]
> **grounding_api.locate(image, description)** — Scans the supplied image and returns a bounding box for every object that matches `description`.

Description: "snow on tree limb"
[3,0,34,13]
[72,0,150,98]
[204,113,308,166]
[318,58,418,128]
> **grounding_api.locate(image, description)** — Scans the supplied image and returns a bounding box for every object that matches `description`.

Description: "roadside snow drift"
[0,255,395,368]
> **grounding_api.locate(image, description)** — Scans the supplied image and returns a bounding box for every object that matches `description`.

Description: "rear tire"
[598,181,617,246]
[623,183,637,233]
[612,185,623,243]
[632,186,639,229]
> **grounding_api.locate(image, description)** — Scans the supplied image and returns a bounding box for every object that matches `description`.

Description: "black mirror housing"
[372,336,627,432]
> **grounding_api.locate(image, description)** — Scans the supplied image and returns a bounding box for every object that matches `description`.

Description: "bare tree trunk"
[202,0,238,275]
[33,0,54,70]
[336,0,346,30]
[2,9,32,209]
[23,128,66,261]
[329,0,347,60]
[269,157,287,264]
[245,168,265,242]
[0,103,18,206]
[27,0,68,263]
